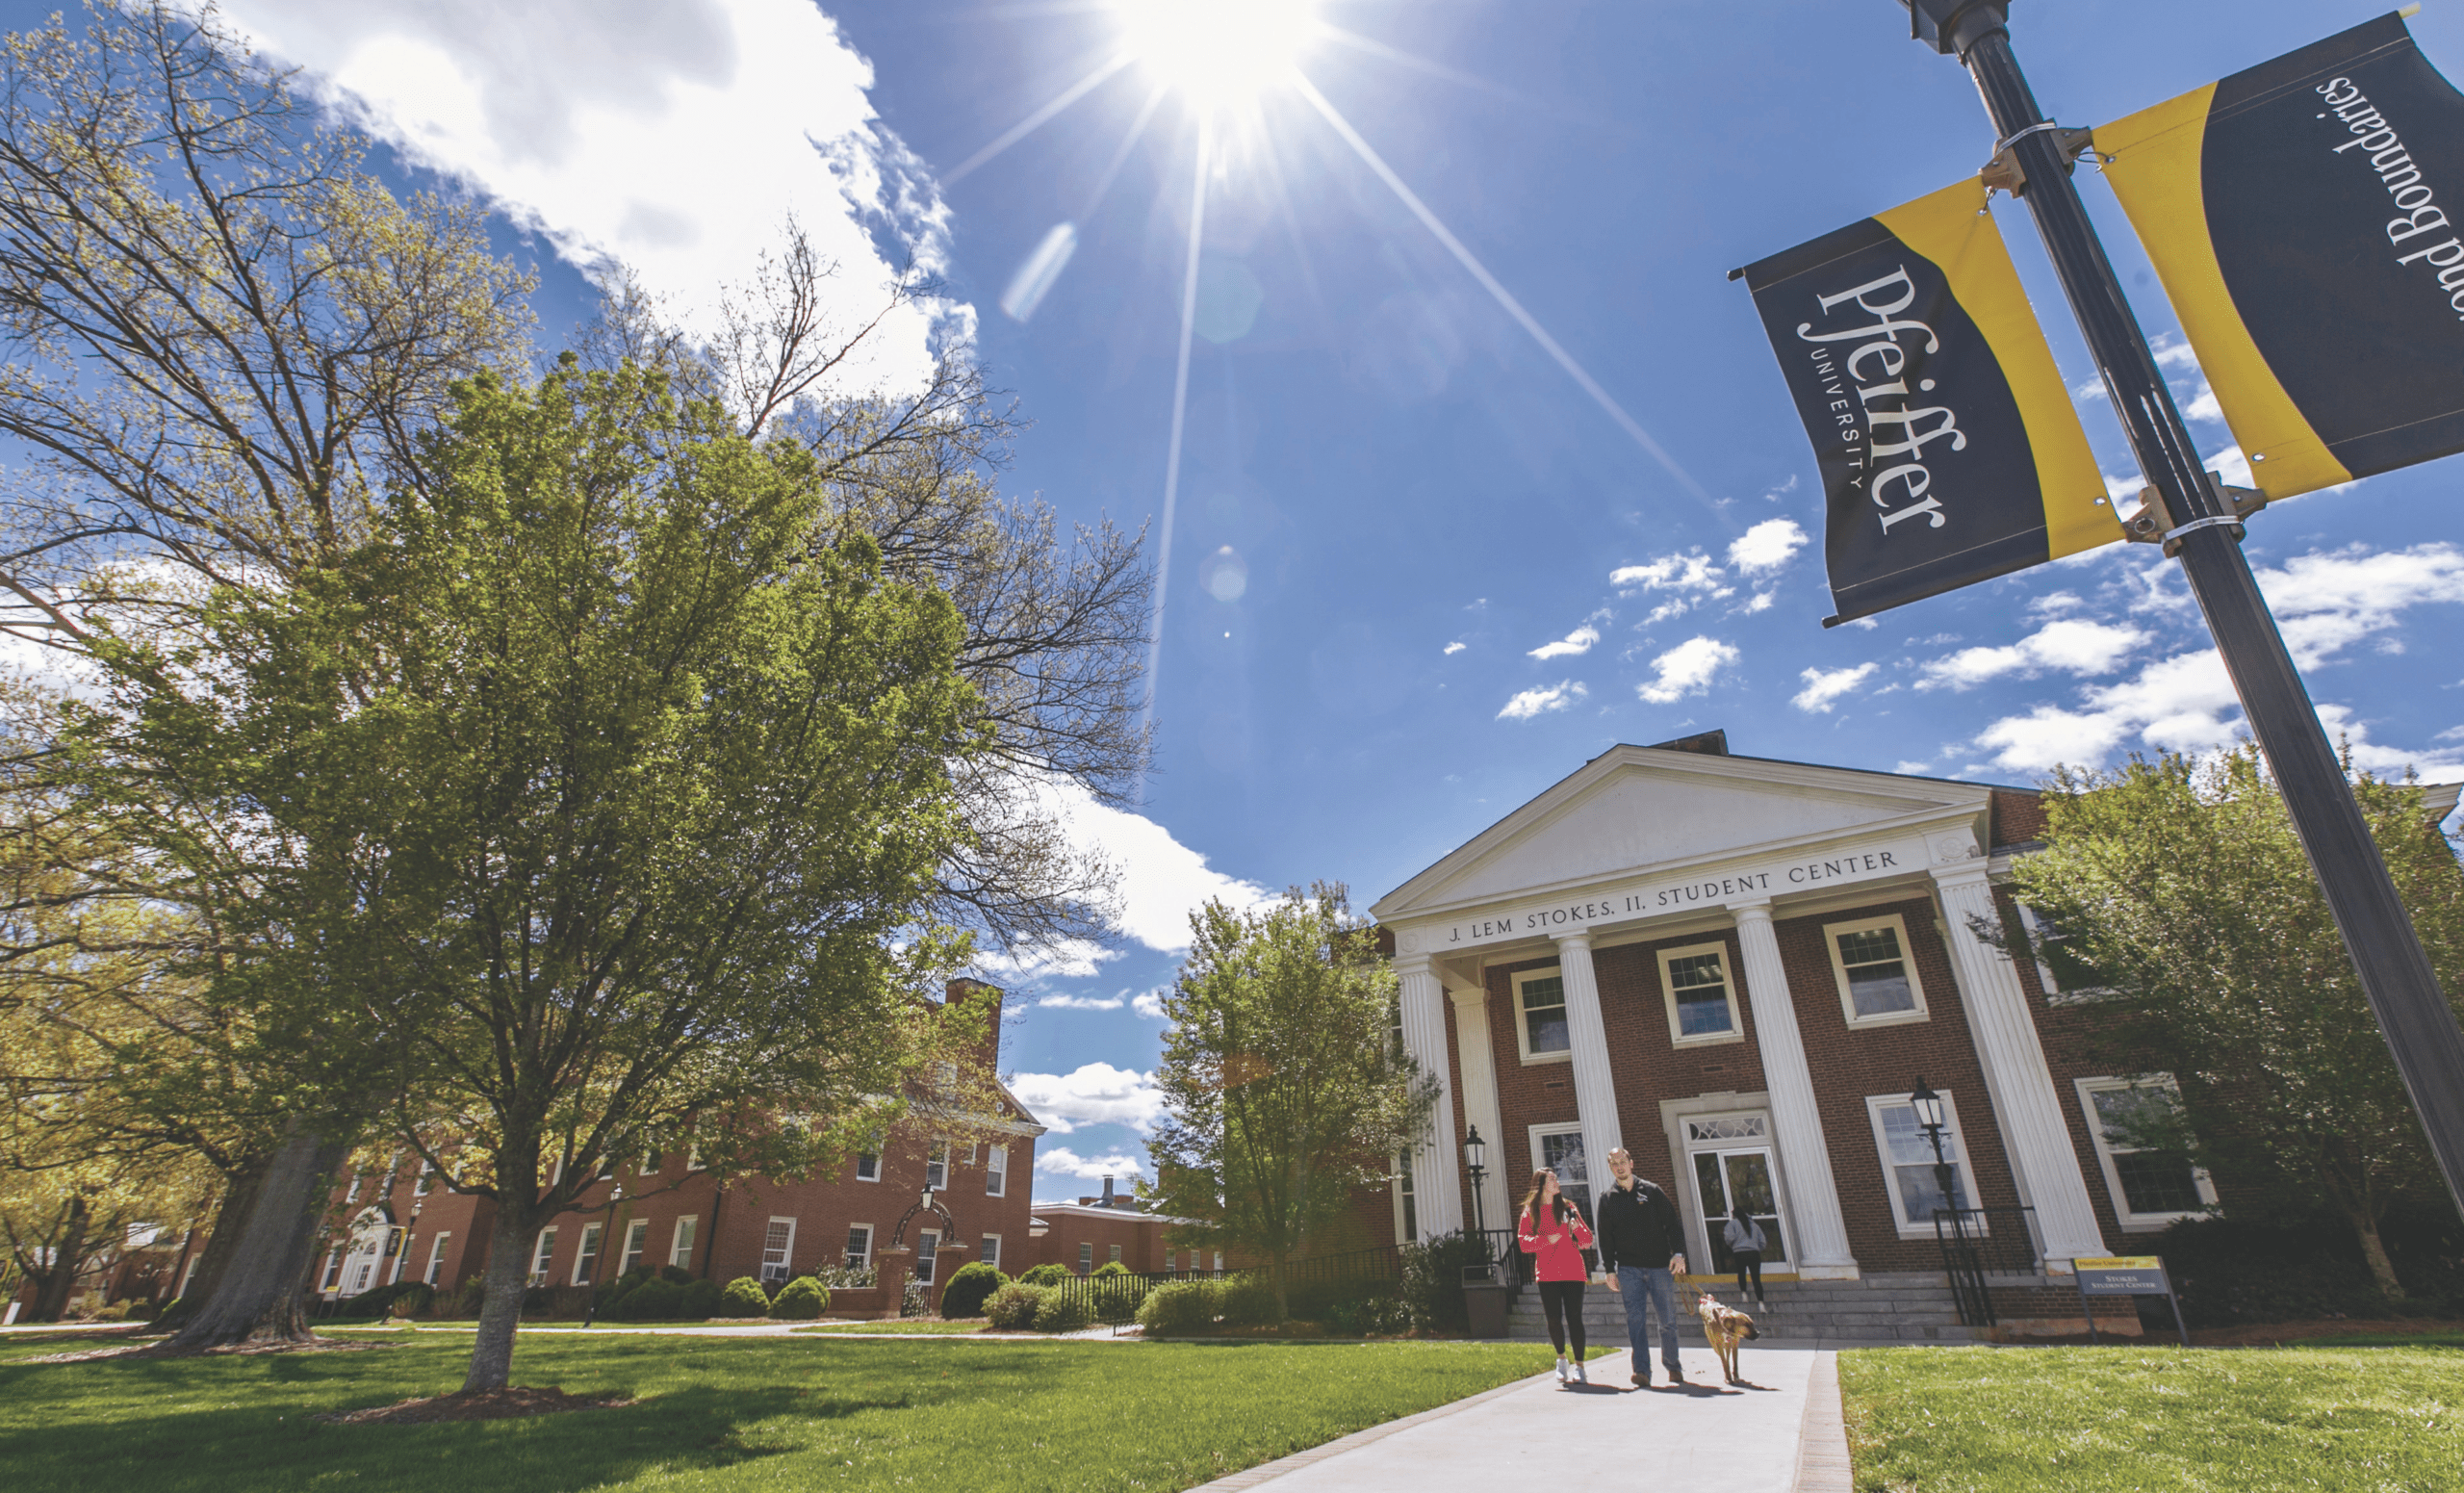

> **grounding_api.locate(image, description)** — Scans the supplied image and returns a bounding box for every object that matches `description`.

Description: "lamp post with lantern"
[1462,1124,1489,1237]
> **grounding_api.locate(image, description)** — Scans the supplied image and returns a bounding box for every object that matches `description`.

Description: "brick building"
[1019,1178,1217,1276]
[1359,732,2455,1303]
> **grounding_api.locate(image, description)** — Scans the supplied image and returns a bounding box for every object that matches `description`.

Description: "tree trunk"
[27,1196,90,1323]
[165,1127,351,1351]
[2317,1144,2405,1300]
[152,1157,268,1335]
[464,1201,541,1392]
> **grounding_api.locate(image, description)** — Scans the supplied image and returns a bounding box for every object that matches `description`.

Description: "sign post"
[1896,0,2464,1223]
[2072,1255,2190,1349]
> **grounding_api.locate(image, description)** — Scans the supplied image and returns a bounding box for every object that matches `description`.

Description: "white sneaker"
[1554,1356,1570,1383]
[1574,1359,1588,1384]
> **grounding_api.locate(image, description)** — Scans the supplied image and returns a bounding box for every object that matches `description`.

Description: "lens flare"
[1118,0,1318,108]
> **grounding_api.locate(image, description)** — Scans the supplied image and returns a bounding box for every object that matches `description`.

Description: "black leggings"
[1538,1279,1586,1357]
[1733,1250,1764,1300]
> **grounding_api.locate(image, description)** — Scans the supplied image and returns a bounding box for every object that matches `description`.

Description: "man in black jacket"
[1596,1145,1687,1386]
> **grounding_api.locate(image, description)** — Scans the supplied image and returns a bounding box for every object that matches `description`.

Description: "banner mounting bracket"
[2122,476,2265,555]
[1981,125,2095,197]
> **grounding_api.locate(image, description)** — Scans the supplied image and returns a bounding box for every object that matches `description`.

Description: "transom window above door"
[1512,968,1570,1062]
[1656,942,1742,1045]
[1825,914,1928,1028]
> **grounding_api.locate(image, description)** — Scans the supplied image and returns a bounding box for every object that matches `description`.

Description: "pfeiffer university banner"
[1742,178,2118,626]
[2098,13,2464,499]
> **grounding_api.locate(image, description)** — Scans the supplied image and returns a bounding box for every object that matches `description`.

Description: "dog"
[1696,1292,1759,1384]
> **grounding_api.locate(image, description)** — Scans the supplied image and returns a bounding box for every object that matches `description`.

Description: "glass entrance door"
[1691,1146,1789,1274]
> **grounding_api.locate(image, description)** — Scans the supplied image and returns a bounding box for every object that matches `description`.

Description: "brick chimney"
[944,977,1006,1068]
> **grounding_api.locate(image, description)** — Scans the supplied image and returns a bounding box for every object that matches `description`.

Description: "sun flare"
[1116,0,1319,108]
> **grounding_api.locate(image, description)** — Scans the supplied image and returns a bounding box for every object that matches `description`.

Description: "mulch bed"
[316,1386,636,1424]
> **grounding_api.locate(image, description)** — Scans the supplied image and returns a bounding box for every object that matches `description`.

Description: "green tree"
[1145,886,1438,1320]
[2008,745,2464,1296]
[88,361,992,1390]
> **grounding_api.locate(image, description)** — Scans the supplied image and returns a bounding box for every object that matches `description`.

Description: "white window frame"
[685,1143,705,1172]
[1511,965,1573,1065]
[855,1135,882,1183]
[1657,940,1745,1047]
[1526,1122,1595,1221]
[670,1216,698,1271]
[1109,1244,1122,1264]
[424,1232,451,1285]
[926,1139,949,1193]
[572,1223,604,1286]
[1823,914,1930,1029]
[917,1227,941,1285]
[2021,905,2113,1005]
[2075,1076,2219,1230]
[844,1223,874,1271]
[620,1218,650,1275]
[321,1250,345,1292]
[529,1227,559,1286]
[980,1232,1002,1271]
[413,1160,434,1197]
[1864,1091,1982,1239]
[986,1143,1009,1197]
[759,1217,797,1285]
[1391,1150,1419,1245]
[1077,1242,1093,1274]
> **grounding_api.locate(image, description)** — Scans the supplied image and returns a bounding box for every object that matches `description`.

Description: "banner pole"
[1900,0,2464,1220]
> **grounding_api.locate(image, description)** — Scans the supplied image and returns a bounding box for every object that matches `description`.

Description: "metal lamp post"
[578,1183,622,1328]
[1463,1124,1489,1237]
[1909,1078,1957,1220]
[1891,0,2464,1221]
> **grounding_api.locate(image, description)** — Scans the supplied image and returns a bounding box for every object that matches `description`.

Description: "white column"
[1554,935,1625,1197]
[1449,987,1511,1237]
[1395,956,1465,1238]
[1731,900,1860,1278]
[1931,866,2110,1272]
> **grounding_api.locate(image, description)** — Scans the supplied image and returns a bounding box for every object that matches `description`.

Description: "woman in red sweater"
[1518,1168,1595,1383]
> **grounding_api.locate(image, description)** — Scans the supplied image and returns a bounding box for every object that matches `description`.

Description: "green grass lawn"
[793,1320,1010,1335]
[0,1330,1551,1491]
[1841,1344,2464,1492]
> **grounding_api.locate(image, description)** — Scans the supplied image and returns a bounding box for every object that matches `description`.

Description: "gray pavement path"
[1194,1345,1846,1493]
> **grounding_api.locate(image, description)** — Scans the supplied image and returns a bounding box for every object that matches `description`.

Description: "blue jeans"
[1616,1266,1681,1376]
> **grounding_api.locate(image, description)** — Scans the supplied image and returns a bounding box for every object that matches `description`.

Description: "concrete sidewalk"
[1194,1345,1851,1493]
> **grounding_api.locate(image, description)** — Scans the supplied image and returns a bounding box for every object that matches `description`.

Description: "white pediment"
[1374,745,1995,921]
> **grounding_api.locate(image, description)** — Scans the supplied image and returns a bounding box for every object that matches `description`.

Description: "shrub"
[1288,1276,1396,1324]
[658,1264,695,1287]
[939,1262,1006,1319]
[680,1278,724,1319]
[768,1275,828,1320]
[1218,1274,1278,1327]
[721,1276,771,1317]
[1399,1231,1492,1334]
[1018,1263,1069,1288]
[610,1278,682,1321]
[1091,1259,1130,1277]
[1033,1284,1092,1333]
[387,1282,435,1320]
[1136,1279,1219,1336]
[90,1300,134,1322]
[1326,1295,1411,1336]
[985,1282,1044,1330]
[449,1278,487,1318]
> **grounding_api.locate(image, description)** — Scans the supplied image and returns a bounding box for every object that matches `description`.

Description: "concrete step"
[1502,1271,1986,1347]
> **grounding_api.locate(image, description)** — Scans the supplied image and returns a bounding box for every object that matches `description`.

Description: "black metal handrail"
[1932,1205,2041,1326]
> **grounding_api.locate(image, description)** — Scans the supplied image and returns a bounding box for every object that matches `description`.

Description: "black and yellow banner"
[2099,13,2464,498]
[1742,179,2118,625]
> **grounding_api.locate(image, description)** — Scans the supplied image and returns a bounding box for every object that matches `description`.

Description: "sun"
[1116,0,1320,109]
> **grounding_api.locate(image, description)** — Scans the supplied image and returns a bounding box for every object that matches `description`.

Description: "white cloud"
[1499,680,1586,720]
[971,940,1111,982]
[218,0,956,397]
[1527,625,1600,660]
[1894,759,1932,774]
[1008,1064,1165,1135]
[1443,641,1466,656]
[1131,989,1168,1019]
[1041,775,1271,953]
[1727,518,1809,576]
[2030,592,2085,616]
[1739,591,1776,614]
[1971,543,2464,773]
[1034,1146,1149,1183]
[1035,992,1124,1012]
[1792,662,1876,713]
[1917,619,2149,691]
[1637,636,1738,705]
[1611,553,1727,595]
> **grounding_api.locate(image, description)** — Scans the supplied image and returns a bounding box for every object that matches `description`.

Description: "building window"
[856,1136,881,1182]
[1214,1251,1224,1272]
[1109,1244,1122,1264]
[686,1142,705,1172]
[321,1251,344,1292]
[844,1223,873,1271]
[670,1217,698,1271]
[1657,942,1742,1044]
[343,1173,361,1205]
[573,1223,604,1286]
[1824,914,1929,1027]
[1527,1123,1594,1222]
[986,1144,1008,1197]
[927,1140,949,1193]
[2021,905,2111,1004]
[979,1233,1002,1271]
[413,1161,434,1197]
[529,1227,558,1286]
[349,1257,376,1295]
[641,1147,664,1176]
[595,1154,618,1181]
[1513,967,1571,1062]
[2077,1077,2216,1227]
[1078,1242,1093,1274]
[1866,1093,1979,1236]
[917,1229,939,1286]
[760,1218,797,1285]
[423,1232,451,1285]
[1393,1149,1419,1245]
[620,1219,650,1275]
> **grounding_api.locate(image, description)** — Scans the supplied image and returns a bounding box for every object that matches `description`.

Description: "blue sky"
[51,0,2464,1197]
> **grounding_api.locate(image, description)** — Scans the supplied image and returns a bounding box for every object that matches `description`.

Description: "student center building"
[1366,732,2366,1302]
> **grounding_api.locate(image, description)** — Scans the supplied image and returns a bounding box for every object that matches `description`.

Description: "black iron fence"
[1932,1205,2042,1326]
